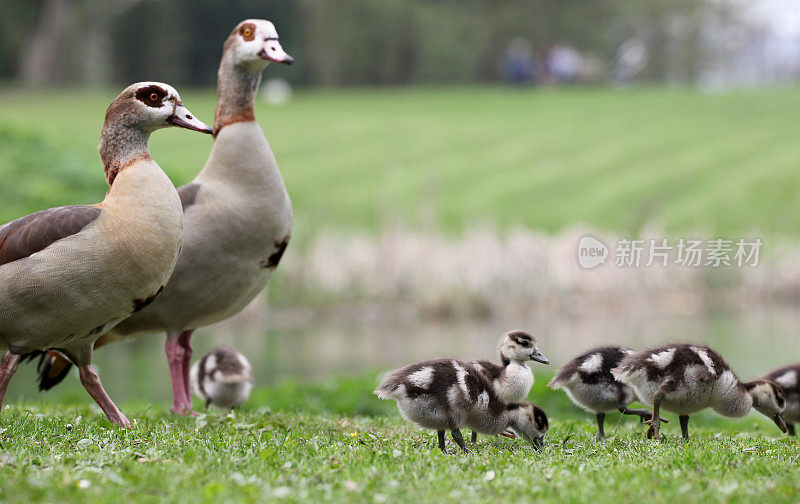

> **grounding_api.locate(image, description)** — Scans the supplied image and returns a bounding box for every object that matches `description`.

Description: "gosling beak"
[530,349,550,365]
[260,39,294,65]
[169,102,212,134]
[522,433,544,451]
[773,413,788,433]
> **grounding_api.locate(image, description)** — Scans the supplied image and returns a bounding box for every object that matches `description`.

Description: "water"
[6,304,800,406]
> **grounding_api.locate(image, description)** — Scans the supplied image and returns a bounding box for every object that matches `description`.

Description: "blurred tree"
[76,0,145,85]
[0,0,39,80]
[1,0,748,87]
[16,0,69,86]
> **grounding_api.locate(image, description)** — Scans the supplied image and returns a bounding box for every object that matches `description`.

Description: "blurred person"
[503,37,538,84]
[548,43,582,83]
[613,37,648,85]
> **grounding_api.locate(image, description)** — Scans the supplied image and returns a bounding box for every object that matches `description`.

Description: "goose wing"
[0,205,101,266]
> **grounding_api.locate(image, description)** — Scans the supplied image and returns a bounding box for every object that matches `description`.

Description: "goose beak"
[530,349,549,365]
[260,39,294,65]
[773,413,788,433]
[169,103,213,134]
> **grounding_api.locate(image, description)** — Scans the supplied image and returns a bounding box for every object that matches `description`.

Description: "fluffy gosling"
[375,358,548,453]
[469,330,549,442]
[189,348,253,409]
[612,344,787,440]
[548,346,662,439]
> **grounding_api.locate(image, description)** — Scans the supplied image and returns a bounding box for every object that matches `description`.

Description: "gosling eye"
[520,340,531,348]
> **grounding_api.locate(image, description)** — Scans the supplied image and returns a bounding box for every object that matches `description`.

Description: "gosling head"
[746,379,787,433]
[506,402,548,450]
[224,19,294,72]
[500,330,549,365]
[105,82,212,134]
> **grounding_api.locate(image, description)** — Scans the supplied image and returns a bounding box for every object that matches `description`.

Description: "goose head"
[746,379,787,433]
[506,402,548,450]
[225,19,294,71]
[106,82,212,134]
[500,330,549,365]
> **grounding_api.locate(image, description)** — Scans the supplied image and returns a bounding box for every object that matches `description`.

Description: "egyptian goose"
[0,82,211,426]
[375,358,549,453]
[548,346,662,439]
[612,343,787,440]
[36,19,294,414]
[190,348,253,409]
[762,363,799,436]
[468,330,548,442]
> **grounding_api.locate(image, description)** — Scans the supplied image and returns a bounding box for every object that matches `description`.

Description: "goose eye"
[149,93,159,102]
[239,24,257,41]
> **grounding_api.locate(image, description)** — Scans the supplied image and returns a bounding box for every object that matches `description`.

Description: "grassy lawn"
[1,376,797,503]
[2,86,800,243]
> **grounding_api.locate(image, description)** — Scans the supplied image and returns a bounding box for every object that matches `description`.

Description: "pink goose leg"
[0,351,21,412]
[178,330,194,409]
[78,364,130,427]
[165,334,190,414]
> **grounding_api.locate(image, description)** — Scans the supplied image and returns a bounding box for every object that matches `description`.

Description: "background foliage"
[0,0,742,87]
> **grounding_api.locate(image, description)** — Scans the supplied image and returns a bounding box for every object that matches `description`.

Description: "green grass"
[1,375,797,503]
[3,86,800,244]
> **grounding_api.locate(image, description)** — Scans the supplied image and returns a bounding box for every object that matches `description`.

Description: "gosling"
[375,358,548,453]
[189,348,254,409]
[612,343,787,440]
[763,363,799,436]
[548,346,662,439]
[469,330,549,442]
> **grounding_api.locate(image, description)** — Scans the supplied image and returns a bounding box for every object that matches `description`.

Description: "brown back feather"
[0,206,102,266]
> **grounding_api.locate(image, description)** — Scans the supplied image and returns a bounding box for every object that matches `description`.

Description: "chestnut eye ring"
[150,93,159,101]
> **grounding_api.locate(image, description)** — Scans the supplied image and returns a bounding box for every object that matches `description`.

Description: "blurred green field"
[2,86,800,243]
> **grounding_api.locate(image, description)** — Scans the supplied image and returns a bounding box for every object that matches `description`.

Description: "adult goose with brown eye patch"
[375,358,549,453]
[468,330,549,443]
[762,363,800,436]
[548,346,664,439]
[33,19,295,415]
[612,343,788,441]
[0,82,211,426]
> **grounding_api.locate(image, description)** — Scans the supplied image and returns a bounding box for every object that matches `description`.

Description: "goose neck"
[99,122,152,187]
[214,56,262,135]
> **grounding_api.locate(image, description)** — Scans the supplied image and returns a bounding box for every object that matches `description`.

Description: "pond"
[5,303,800,406]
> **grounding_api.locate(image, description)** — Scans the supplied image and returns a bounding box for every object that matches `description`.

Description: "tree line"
[0,0,744,87]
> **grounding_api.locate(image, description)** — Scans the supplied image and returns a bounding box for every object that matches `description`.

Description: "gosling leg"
[437,430,446,452]
[679,415,690,440]
[787,423,796,437]
[596,412,606,440]
[471,430,477,444]
[451,429,471,454]
[618,405,669,424]
[646,389,666,441]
